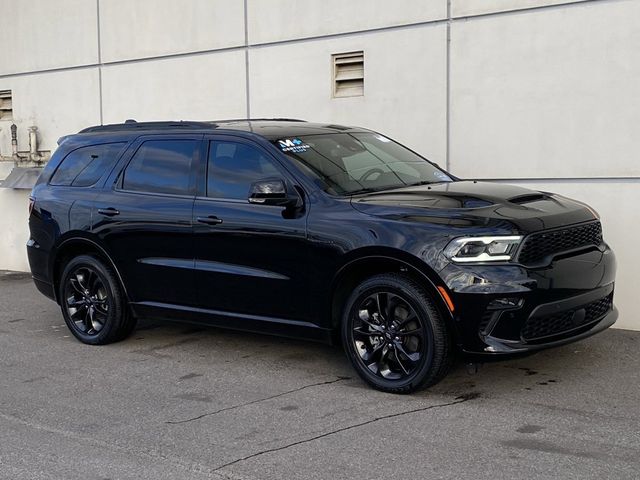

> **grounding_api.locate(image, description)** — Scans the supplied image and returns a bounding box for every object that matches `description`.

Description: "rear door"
[192,135,310,321]
[93,135,202,307]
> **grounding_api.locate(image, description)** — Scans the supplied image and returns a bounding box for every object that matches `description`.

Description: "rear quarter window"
[50,142,126,187]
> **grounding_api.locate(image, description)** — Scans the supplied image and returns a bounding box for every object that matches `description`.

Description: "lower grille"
[521,294,613,341]
[478,310,496,335]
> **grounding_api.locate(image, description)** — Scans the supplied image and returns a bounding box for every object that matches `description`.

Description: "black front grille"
[521,294,612,341]
[517,221,602,266]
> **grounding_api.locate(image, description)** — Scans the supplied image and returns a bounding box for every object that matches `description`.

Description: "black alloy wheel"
[64,266,109,335]
[352,291,426,379]
[59,255,136,345]
[342,273,452,393]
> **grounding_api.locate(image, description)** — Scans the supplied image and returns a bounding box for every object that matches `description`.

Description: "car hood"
[349,181,597,233]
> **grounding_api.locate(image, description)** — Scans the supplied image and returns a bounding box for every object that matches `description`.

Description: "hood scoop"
[508,193,550,205]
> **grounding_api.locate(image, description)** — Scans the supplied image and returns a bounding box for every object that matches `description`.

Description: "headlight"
[444,236,522,263]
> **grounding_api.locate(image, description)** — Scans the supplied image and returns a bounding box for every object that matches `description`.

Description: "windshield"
[272,132,453,195]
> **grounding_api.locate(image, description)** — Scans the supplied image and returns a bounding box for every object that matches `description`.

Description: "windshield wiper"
[406,180,437,187]
[347,186,399,196]
[348,180,450,196]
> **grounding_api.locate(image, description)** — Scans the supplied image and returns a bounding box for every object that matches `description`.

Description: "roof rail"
[78,120,217,134]
[212,118,307,123]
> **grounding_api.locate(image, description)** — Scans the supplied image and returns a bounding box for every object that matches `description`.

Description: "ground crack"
[166,377,350,425]
[213,391,480,472]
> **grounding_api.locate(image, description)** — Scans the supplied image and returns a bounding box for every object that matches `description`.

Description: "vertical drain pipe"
[10,123,18,160]
[28,126,38,160]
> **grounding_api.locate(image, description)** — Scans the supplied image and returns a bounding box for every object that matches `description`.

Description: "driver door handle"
[197,215,223,225]
[97,207,120,216]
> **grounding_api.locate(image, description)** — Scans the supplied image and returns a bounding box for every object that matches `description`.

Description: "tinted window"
[207,141,280,199]
[50,143,125,187]
[272,133,452,195]
[122,140,198,195]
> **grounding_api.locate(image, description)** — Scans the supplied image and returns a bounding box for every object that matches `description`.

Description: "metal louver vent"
[333,52,364,98]
[0,90,12,121]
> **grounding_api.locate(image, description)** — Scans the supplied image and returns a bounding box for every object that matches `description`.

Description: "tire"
[58,254,136,345]
[341,273,452,393]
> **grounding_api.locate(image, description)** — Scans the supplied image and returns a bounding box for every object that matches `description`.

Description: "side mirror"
[248,179,299,208]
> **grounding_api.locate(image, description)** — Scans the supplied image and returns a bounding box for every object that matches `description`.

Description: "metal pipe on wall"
[28,126,38,160]
[10,124,18,159]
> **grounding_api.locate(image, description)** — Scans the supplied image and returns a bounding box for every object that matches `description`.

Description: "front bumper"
[439,244,617,356]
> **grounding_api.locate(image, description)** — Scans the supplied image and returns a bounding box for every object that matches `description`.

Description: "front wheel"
[341,273,452,393]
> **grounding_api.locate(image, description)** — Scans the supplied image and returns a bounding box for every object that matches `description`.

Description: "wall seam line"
[244,0,251,119]
[452,0,615,21]
[445,0,451,172]
[96,0,104,125]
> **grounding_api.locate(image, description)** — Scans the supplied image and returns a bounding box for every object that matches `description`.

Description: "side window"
[207,141,281,199]
[50,143,126,187]
[122,139,198,195]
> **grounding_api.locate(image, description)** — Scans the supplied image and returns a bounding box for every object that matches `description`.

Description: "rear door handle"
[97,207,120,217]
[196,215,223,225]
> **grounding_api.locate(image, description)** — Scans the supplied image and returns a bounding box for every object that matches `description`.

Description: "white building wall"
[0,0,637,329]
[247,0,446,43]
[0,69,102,152]
[99,0,245,62]
[450,0,640,178]
[0,188,30,272]
[100,51,248,123]
[0,0,98,75]
[453,0,591,17]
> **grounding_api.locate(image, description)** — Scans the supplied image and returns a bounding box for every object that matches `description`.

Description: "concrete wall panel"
[247,0,447,44]
[0,68,101,153]
[249,26,448,165]
[453,0,590,17]
[0,189,30,272]
[99,0,245,63]
[101,51,247,124]
[450,0,640,178]
[0,0,98,75]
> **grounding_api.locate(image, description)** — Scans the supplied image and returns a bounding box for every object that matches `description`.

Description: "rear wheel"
[341,273,452,393]
[59,255,136,345]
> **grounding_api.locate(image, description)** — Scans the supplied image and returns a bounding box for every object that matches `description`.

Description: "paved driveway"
[1,271,638,479]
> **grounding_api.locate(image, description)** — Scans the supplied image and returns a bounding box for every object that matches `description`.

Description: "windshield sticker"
[278,138,310,153]
[375,135,391,143]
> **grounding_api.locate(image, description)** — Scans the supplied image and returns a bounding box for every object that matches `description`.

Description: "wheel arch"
[50,234,129,304]
[329,248,457,338]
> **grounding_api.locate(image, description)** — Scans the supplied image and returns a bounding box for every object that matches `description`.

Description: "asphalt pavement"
[1,270,638,479]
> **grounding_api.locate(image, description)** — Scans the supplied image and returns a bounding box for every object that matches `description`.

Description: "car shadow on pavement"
[125,317,636,400]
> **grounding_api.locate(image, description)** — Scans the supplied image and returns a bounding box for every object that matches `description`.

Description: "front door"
[192,135,309,322]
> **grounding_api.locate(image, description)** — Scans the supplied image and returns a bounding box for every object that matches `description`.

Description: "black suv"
[27,119,617,393]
